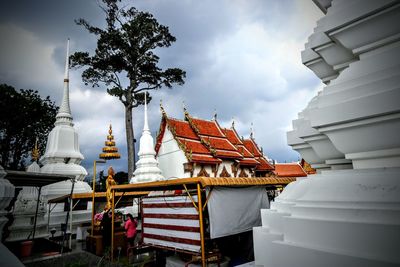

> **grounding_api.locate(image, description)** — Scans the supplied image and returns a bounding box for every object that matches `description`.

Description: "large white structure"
[254,1,400,266]
[6,161,48,241]
[0,165,24,267]
[40,39,92,232]
[131,94,164,183]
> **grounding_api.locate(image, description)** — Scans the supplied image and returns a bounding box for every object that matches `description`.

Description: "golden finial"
[99,124,121,160]
[108,124,112,135]
[31,137,40,162]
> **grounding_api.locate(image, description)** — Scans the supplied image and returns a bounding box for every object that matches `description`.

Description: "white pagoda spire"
[40,39,91,235]
[55,38,73,125]
[40,38,86,173]
[131,93,164,183]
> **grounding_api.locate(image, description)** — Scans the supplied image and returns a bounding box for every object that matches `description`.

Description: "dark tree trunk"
[125,105,136,180]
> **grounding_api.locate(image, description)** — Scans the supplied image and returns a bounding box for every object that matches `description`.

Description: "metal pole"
[32,186,42,240]
[61,178,75,254]
[47,202,51,233]
[91,160,97,236]
[69,195,73,249]
[111,189,115,260]
[197,183,206,267]
[91,159,106,237]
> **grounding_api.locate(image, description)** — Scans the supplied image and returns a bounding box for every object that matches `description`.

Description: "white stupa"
[7,142,48,241]
[253,1,400,266]
[131,93,164,183]
[40,39,92,233]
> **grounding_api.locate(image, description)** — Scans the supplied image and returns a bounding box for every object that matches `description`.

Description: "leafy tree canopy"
[70,0,185,177]
[0,84,58,170]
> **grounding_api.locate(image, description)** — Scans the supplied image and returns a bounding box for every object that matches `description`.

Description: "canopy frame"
[109,176,295,267]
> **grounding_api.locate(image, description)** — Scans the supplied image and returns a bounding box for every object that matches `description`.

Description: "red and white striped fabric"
[142,195,201,252]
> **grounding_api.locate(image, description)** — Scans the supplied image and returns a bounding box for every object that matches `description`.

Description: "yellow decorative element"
[105,166,117,210]
[99,124,121,160]
[31,138,40,162]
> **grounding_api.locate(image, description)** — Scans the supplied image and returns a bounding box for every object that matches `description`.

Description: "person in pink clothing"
[124,213,137,247]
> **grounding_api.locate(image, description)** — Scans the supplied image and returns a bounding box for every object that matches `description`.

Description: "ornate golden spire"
[99,124,121,160]
[31,138,40,162]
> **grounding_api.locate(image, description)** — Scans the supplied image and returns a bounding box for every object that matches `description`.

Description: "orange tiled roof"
[190,118,225,137]
[243,139,262,157]
[300,159,316,174]
[187,116,243,159]
[191,154,222,164]
[156,111,274,170]
[239,158,260,166]
[273,163,307,177]
[155,116,221,164]
[243,138,274,171]
[167,118,199,140]
[223,128,260,167]
[176,138,210,154]
[223,128,242,145]
[257,157,274,171]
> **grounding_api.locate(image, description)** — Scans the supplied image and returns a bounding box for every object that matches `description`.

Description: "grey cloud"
[0,0,324,175]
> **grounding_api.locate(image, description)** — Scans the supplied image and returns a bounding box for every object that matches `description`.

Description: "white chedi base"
[6,187,48,241]
[254,168,400,267]
[0,166,15,241]
[42,180,92,235]
[132,155,164,183]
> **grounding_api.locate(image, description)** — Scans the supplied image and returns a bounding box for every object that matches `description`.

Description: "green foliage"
[70,0,186,109]
[114,171,128,184]
[70,0,186,176]
[0,84,58,170]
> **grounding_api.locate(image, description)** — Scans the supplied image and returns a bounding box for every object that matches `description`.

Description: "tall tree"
[70,0,186,178]
[0,84,58,170]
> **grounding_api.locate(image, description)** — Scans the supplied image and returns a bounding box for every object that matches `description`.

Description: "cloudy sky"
[0,0,323,177]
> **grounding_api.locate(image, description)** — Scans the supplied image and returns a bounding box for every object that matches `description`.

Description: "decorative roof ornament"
[27,138,41,172]
[250,122,254,139]
[131,92,164,183]
[231,117,235,129]
[160,99,166,117]
[183,100,189,116]
[99,124,121,160]
[31,137,40,162]
[55,38,73,126]
[213,109,217,121]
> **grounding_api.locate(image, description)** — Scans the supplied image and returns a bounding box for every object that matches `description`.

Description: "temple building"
[155,106,274,179]
[39,39,92,233]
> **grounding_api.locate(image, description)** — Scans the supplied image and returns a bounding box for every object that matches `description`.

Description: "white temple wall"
[157,127,189,179]
[218,161,235,177]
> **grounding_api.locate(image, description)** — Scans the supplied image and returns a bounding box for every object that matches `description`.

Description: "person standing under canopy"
[124,213,137,247]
